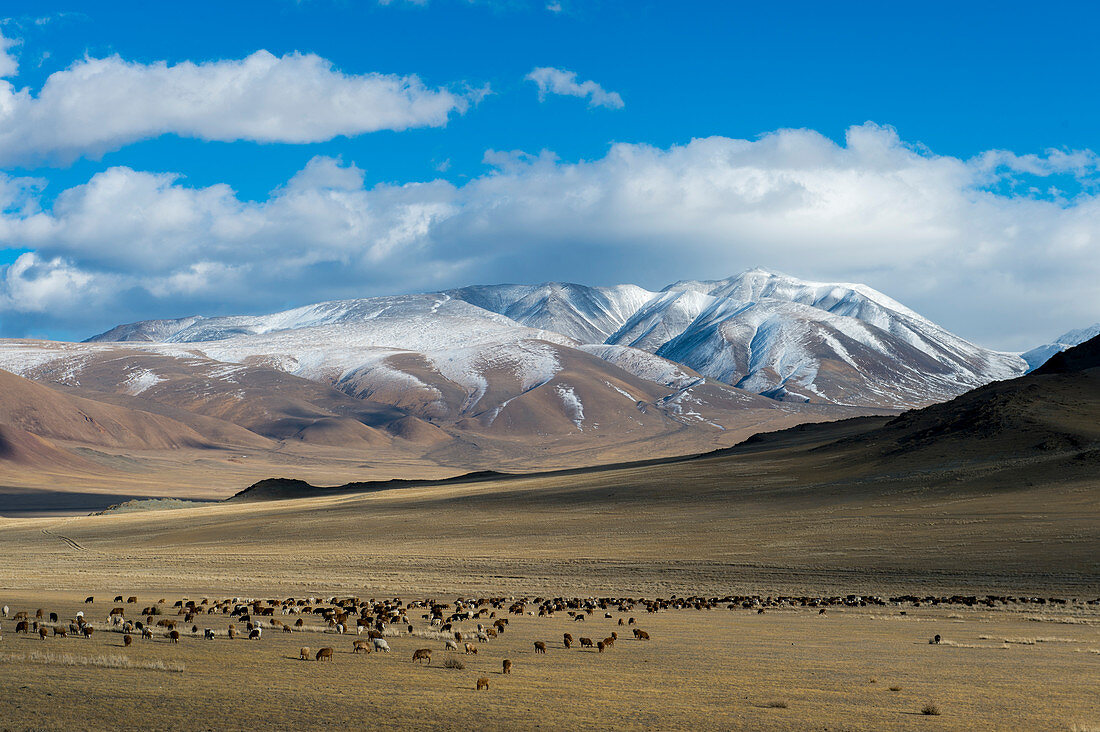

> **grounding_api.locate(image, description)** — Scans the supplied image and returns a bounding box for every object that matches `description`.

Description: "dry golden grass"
[0,593,1097,731]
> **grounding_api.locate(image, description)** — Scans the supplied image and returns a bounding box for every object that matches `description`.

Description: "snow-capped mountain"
[81,268,1026,411]
[1022,324,1100,372]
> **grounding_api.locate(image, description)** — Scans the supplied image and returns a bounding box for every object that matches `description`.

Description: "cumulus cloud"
[0,29,19,77]
[1,123,1098,349]
[525,67,623,109]
[0,41,476,165]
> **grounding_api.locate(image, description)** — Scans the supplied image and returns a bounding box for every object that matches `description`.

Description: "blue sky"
[0,0,1098,347]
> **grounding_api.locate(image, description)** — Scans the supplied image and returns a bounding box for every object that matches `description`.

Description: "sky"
[0,1,1098,350]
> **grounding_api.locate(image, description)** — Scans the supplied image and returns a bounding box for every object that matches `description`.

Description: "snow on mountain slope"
[1022,323,1100,371]
[447,282,655,344]
[604,289,715,352]
[77,268,1023,413]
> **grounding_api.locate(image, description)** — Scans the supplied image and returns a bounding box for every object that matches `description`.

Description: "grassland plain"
[0,593,1097,731]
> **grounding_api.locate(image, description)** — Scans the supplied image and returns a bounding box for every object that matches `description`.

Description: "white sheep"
[445,640,458,650]
[372,638,391,652]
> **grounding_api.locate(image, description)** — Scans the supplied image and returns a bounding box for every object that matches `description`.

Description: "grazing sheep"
[597,641,605,653]
[930,635,941,644]
[353,640,371,654]
[249,629,261,640]
[633,629,650,640]
[169,630,180,643]
[204,629,215,639]
[49,612,58,623]
[54,628,66,638]
[476,677,489,691]
[124,634,133,647]
[38,627,49,640]
[15,620,28,634]
[82,626,94,638]
[477,631,489,642]
[574,614,585,622]
[114,596,123,603]
[372,638,391,652]
[141,628,153,639]
[2,605,7,616]
[603,636,615,647]
[282,625,293,633]
[445,640,458,651]
[628,618,636,625]
[464,643,479,655]
[300,647,311,660]
[316,647,334,662]
[412,648,432,665]
[84,597,94,604]
[35,609,44,619]
[533,641,547,654]
[618,618,624,626]
[502,659,512,674]
[579,637,594,648]
[127,597,138,604]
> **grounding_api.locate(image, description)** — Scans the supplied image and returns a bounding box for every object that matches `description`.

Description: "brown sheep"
[294,617,305,627]
[563,632,574,646]
[316,647,334,661]
[597,641,605,653]
[227,626,237,639]
[633,629,650,641]
[35,609,44,619]
[124,635,133,647]
[618,618,624,626]
[412,648,432,665]
[579,637,594,648]
[502,659,512,674]
[603,636,615,647]
[476,677,490,691]
[54,627,67,638]
[127,596,138,604]
[169,630,180,643]
[38,627,49,639]
[533,641,547,654]
[464,643,479,655]
[82,626,94,638]
[114,595,124,603]
[300,647,311,660]
[353,640,371,654]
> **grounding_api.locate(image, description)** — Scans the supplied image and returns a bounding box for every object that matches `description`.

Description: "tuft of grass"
[765,700,789,709]
[442,656,465,670]
[0,650,184,673]
[889,686,902,692]
[921,704,941,716]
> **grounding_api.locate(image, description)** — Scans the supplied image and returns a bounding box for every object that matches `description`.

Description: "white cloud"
[1,124,1099,349]
[525,67,624,109]
[0,41,476,165]
[0,29,19,77]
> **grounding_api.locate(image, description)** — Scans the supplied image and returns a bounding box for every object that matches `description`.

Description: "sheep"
[477,631,489,642]
[169,630,180,643]
[445,640,458,651]
[54,627,66,638]
[300,646,311,660]
[353,640,372,654]
[204,628,215,639]
[127,597,138,604]
[124,634,133,647]
[282,625,293,633]
[412,648,432,665]
[15,621,28,634]
[114,596,123,603]
[49,612,58,623]
[249,629,261,640]
[372,638,390,652]
[618,618,624,626]
[2,605,7,616]
[597,641,605,653]
[533,641,547,654]
[603,636,615,647]
[502,659,512,674]
[38,627,49,640]
[633,629,650,640]
[35,609,44,619]
[82,626,94,638]
[476,677,490,691]
[464,643,479,655]
[84,597,94,604]
[141,628,153,639]
[930,634,941,644]
[563,632,574,648]
[316,647,334,662]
